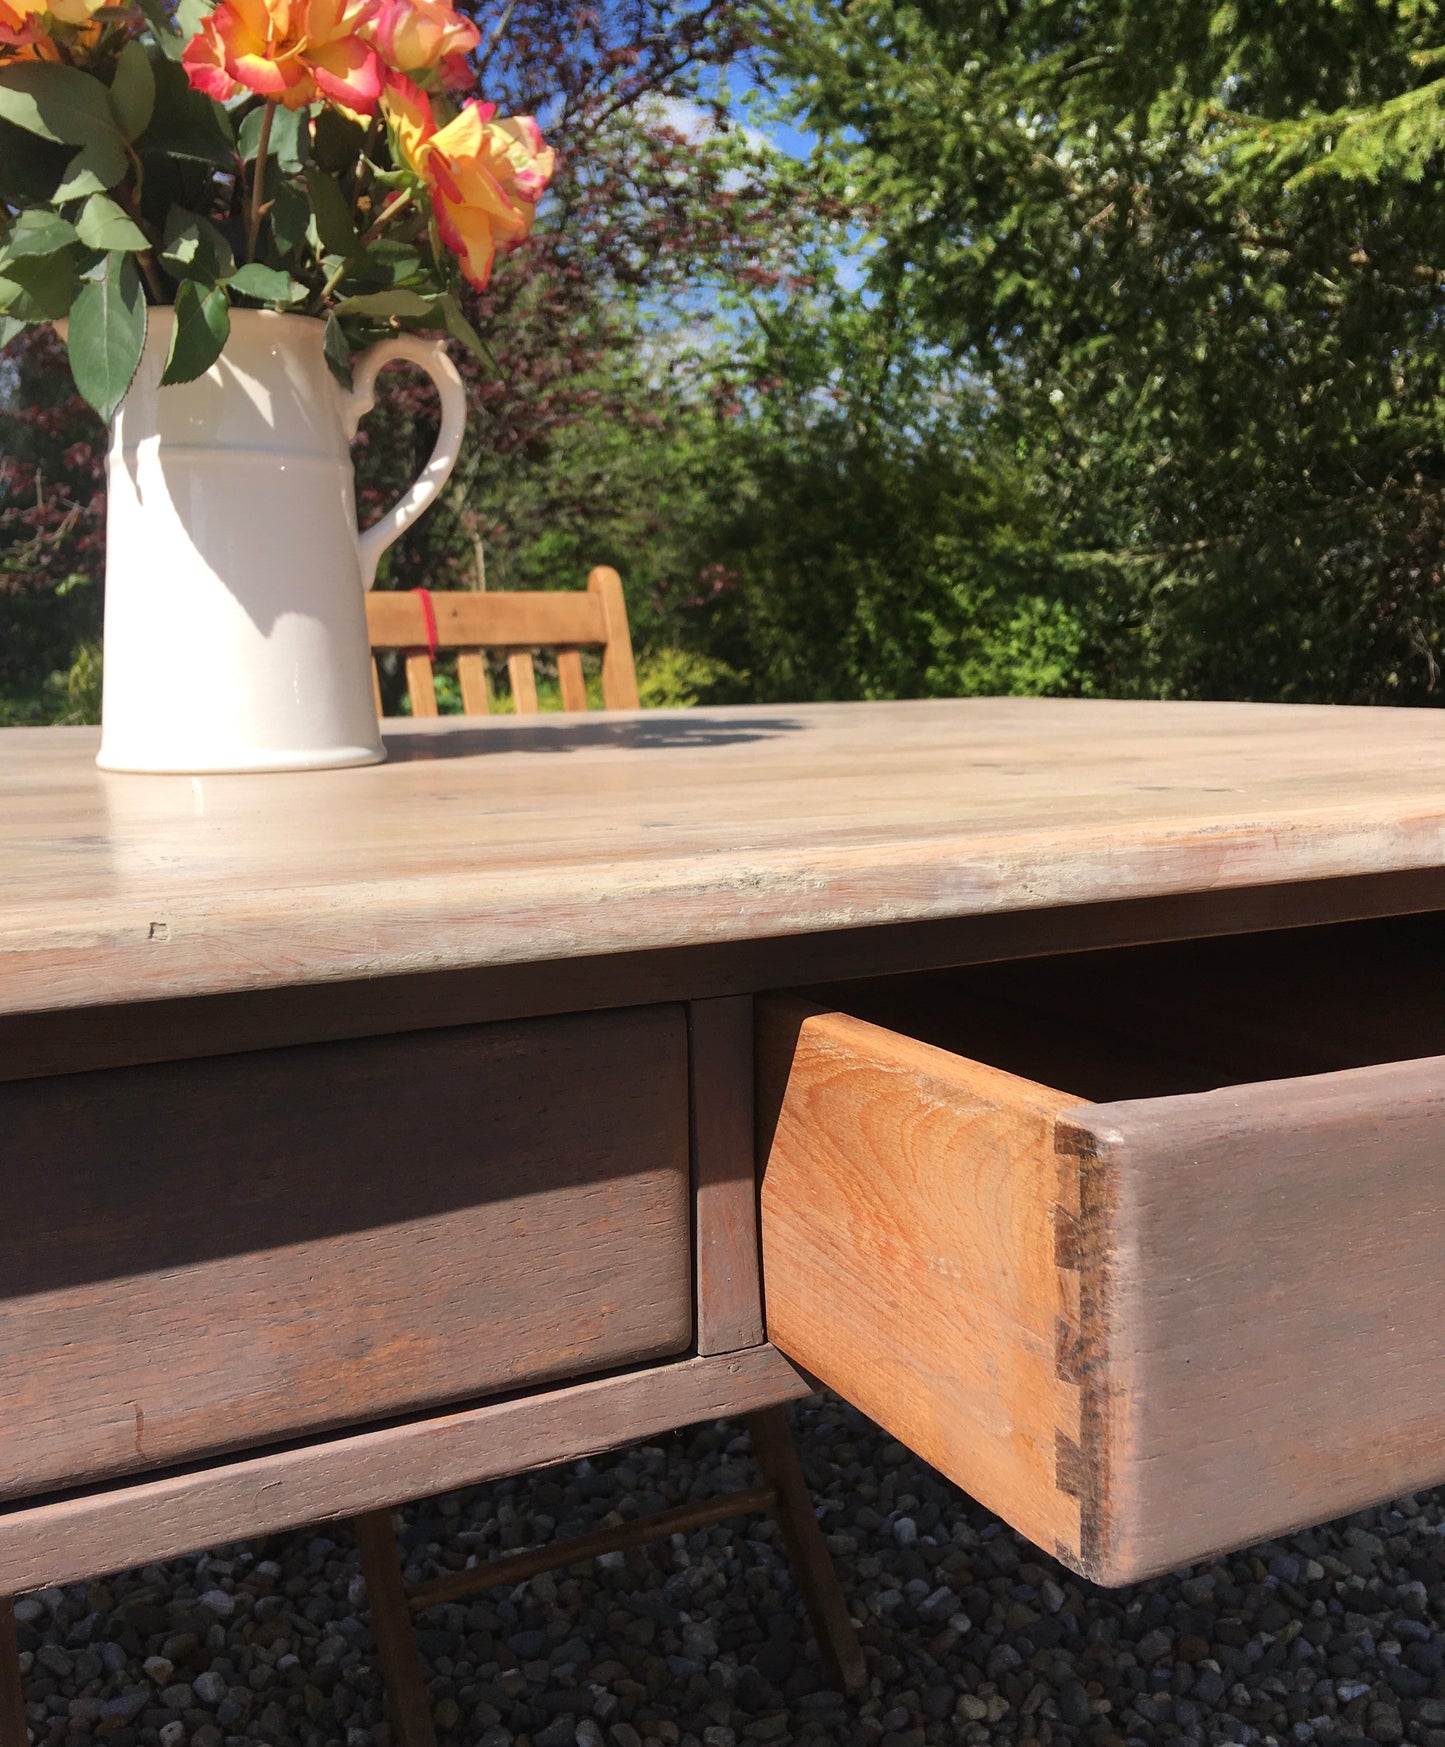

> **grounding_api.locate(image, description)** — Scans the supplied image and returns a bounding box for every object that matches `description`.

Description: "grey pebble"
[193,1670,228,1706]
[535,1719,577,1747]
[100,1689,150,1723]
[1138,1626,1174,1662]
[13,1394,1445,1747]
[1057,1678,1092,1726]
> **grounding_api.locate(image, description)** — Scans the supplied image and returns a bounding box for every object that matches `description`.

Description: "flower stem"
[137,251,167,304]
[315,251,353,312]
[359,188,415,245]
[348,113,384,207]
[245,100,279,264]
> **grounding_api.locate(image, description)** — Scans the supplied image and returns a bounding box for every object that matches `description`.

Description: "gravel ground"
[16,1392,1445,1747]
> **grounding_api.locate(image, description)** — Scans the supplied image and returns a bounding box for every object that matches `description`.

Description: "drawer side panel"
[1067,1053,1445,1584]
[758,998,1086,1566]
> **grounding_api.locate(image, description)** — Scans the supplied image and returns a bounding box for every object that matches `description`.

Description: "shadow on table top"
[381,714,807,760]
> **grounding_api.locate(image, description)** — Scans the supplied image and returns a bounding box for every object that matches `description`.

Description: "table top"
[4,697,1445,1016]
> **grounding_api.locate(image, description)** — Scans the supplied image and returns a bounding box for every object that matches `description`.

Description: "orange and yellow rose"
[182,0,383,112]
[363,0,478,90]
[0,13,51,56]
[0,0,104,56]
[384,76,554,290]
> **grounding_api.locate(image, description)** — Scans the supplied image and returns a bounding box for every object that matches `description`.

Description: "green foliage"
[636,647,741,709]
[74,194,149,252]
[20,4,1445,719]
[758,0,1445,704]
[109,41,156,143]
[67,250,146,422]
[56,637,102,724]
[0,60,126,153]
[163,277,230,383]
[0,10,532,419]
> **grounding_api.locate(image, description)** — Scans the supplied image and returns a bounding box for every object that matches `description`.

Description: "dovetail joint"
[1055,1430,1087,1499]
[1053,1204,1081,1270]
[1055,1316,1088,1386]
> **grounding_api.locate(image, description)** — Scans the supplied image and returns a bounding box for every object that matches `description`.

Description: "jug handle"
[341,334,467,590]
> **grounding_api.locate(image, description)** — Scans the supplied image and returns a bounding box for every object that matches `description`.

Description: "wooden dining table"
[4,696,1445,1682]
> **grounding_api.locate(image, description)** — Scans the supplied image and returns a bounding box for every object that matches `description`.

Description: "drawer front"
[0,1007,691,1500]
[758,994,1445,1585]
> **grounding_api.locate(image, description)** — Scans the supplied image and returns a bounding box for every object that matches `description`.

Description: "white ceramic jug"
[97,309,466,773]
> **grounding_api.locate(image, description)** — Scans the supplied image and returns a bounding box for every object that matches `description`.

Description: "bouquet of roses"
[0,0,555,417]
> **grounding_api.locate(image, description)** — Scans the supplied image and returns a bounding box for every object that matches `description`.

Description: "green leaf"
[304,165,361,256]
[434,292,491,367]
[146,58,234,150]
[379,252,424,286]
[76,193,149,252]
[110,40,156,141]
[0,248,78,321]
[175,0,208,45]
[135,0,186,58]
[3,210,79,258]
[0,62,119,146]
[0,314,24,349]
[161,204,234,281]
[66,249,146,422]
[53,132,129,200]
[333,287,435,317]
[323,310,351,388]
[311,105,365,172]
[0,117,69,203]
[271,103,305,171]
[352,246,422,288]
[269,177,310,256]
[226,260,306,304]
[238,101,305,170]
[162,276,229,384]
[235,103,265,162]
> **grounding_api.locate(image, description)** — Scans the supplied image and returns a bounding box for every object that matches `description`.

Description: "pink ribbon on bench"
[411,588,439,660]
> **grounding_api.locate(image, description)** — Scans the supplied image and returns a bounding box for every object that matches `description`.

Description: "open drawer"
[758,915,1445,1585]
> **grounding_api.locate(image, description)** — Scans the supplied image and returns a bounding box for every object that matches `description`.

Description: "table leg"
[353,1510,438,1747]
[0,1597,28,1747]
[746,1408,867,1694]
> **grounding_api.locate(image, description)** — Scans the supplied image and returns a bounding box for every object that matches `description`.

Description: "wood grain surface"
[0,1007,691,1500]
[5,699,1445,1016]
[760,946,1445,1586]
[2,875,1441,1085]
[0,1347,813,1594]
[690,997,765,1355]
[757,998,1087,1568]
[365,590,606,648]
[1063,1057,1445,1583]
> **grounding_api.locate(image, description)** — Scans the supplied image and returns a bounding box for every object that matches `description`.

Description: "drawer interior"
[806,912,1445,1099]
